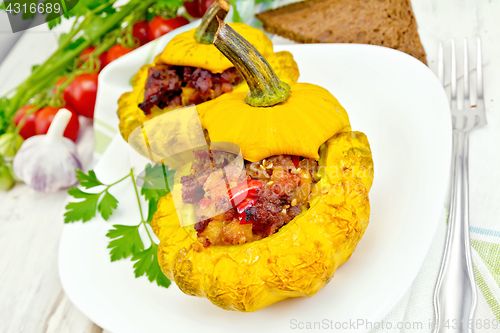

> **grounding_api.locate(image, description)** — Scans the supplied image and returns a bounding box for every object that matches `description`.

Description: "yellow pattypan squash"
[117,1,299,159]
[150,22,374,312]
[197,23,350,162]
[199,83,350,162]
[152,131,374,312]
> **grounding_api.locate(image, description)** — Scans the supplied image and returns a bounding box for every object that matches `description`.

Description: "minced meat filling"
[180,150,318,247]
[139,64,243,114]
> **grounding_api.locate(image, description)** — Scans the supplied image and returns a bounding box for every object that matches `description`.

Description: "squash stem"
[194,0,230,44]
[213,22,290,107]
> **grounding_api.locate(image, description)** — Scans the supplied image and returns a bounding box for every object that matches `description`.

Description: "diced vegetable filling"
[181,150,318,246]
[139,64,243,114]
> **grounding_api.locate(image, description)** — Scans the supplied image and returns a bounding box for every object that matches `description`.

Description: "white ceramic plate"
[59,30,451,333]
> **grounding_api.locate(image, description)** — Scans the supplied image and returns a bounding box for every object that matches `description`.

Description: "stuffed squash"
[151,23,374,312]
[117,0,299,153]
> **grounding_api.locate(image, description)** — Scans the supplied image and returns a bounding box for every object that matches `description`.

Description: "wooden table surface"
[1,0,499,332]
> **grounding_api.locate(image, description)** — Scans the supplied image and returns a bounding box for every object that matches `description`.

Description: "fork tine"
[450,39,458,109]
[476,37,484,102]
[463,39,470,107]
[438,43,444,86]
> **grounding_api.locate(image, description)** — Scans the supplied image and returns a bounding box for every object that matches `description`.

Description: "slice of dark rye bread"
[256,0,427,64]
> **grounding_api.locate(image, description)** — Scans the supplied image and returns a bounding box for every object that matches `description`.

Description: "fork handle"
[434,130,478,333]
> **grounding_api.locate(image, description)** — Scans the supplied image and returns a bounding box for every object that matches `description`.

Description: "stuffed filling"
[180,150,318,247]
[139,64,243,114]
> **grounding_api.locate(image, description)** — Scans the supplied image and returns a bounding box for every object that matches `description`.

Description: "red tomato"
[35,106,80,141]
[149,16,189,40]
[63,73,98,119]
[106,44,136,64]
[132,21,151,46]
[80,46,108,70]
[14,105,39,139]
[183,0,215,18]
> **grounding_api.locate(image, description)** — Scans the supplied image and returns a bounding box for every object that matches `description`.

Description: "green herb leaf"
[65,0,116,19]
[0,97,11,136]
[132,243,171,288]
[40,0,65,28]
[65,36,86,51]
[139,163,174,201]
[21,1,39,20]
[155,0,185,12]
[65,169,132,223]
[139,163,174,222]
[76,169,103,189]
[139,164,175,223]
[63,0,80,16]
[58,32,68,45]
[31,64,40,74]
[106,224,144,261]
[64,187,101,223]
[146,197,160,223]
[47,16,62,30]
[98,190,118,220]
[147,0,184,20]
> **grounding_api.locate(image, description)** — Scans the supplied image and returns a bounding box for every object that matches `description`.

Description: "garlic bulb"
[13,108,82,193]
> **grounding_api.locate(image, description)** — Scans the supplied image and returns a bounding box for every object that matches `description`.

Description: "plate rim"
[59,41,452,333]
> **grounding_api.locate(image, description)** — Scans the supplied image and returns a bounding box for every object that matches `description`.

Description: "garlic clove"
[13,109,82,193]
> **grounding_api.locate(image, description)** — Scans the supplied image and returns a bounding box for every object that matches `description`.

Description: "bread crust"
[256,0,427,64]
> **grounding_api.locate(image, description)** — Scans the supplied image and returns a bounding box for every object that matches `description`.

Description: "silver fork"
[433,38,486,333]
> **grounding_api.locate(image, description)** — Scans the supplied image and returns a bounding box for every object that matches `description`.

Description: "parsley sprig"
[65,164,174,288]
[64,169,126,222]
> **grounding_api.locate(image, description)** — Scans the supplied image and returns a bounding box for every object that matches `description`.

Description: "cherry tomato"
[106,44,137,64]
[132,21,151,46]
[62,73,98,119]
[80,46,108,71]
[14,105,39,139]
[149,16,189,40]
[35,106,80,141]
[183,0,215,18]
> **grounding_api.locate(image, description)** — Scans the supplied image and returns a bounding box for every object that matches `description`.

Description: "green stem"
[48,29,122,106]
[23,1,115,84]
[194,0,230,44]
[129,167,155,244]
[141,220,155,243]
[130,168,145,223]
[213,22,290,107]
[25,17,86,85]
[23,72,64,103]
[94,30,121,57]
[7,0,155,116]
[109,170,134,188]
